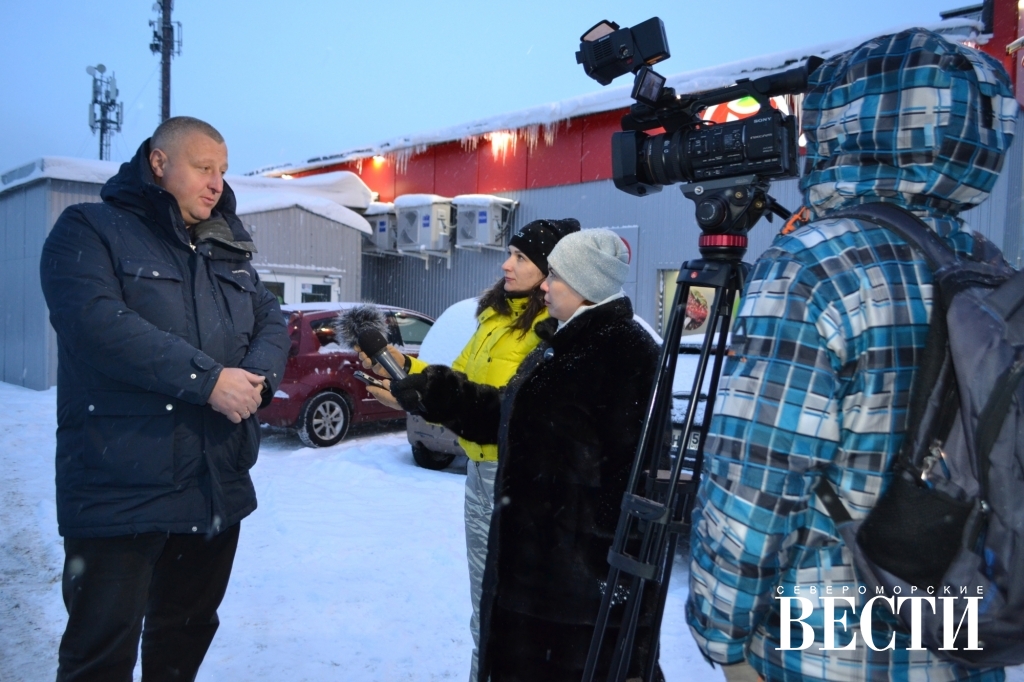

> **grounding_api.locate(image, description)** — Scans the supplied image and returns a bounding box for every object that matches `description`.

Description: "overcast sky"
[0,0,974,175]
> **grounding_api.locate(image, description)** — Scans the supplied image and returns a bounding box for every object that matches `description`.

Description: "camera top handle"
[623,56,824,134]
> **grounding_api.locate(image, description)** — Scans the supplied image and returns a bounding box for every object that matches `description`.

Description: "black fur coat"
[395,297,660,681]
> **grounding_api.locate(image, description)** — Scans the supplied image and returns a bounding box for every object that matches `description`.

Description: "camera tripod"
[582,176,790,682]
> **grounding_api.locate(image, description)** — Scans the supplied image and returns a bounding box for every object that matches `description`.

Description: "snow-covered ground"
[0,382,701,681]
[4,380,1022,681]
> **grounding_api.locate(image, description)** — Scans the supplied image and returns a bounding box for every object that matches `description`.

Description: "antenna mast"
[86,64,123,161]
[149,0,182,123]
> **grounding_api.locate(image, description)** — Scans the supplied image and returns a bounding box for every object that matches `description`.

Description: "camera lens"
[642,131,688,186]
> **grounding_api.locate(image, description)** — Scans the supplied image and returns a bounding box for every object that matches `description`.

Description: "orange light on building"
[372,155,387,166]
[485,130,517,163]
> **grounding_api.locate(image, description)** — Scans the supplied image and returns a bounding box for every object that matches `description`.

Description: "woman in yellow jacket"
[364,218,579,681]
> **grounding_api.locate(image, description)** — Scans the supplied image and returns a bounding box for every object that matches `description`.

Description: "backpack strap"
[814,475,852,525]
[815,204,958,528]
[832,202,956,271]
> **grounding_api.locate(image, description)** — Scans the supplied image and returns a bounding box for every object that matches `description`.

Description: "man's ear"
[149,148,167,180]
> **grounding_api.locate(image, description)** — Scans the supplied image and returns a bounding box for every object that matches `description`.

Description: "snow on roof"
[453,194,517,207]
[0,157,374,233]
[231,171,372,209]
[0,156,120,195]
[232,170,374,232]
[234,191,371,234]
[256,18,985,177]
[393,193,452,208]
[364,201,395,216]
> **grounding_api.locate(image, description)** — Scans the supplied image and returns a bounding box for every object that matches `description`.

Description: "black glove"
[390,373,428,414]
[390,365,462,422]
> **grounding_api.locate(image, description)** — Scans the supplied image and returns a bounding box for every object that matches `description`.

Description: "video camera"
[576,18,821,258]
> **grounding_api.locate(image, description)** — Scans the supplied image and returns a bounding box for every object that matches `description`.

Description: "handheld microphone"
[334,305,408,381]
[356,328,407,381]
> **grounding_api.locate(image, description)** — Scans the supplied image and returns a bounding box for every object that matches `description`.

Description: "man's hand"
[208,368,265,423]
[365,381,402,411]
[354,344,406,379]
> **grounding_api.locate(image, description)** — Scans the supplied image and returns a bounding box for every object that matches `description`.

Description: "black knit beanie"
[507,218,581,275]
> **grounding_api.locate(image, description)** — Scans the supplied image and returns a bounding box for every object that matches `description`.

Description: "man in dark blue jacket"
[40,116,290,681]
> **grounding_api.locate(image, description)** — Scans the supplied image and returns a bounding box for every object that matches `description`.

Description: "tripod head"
[680,174,792,261]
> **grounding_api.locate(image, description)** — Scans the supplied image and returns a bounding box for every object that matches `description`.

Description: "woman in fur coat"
[360,218,580,680]
[391,229,661,682]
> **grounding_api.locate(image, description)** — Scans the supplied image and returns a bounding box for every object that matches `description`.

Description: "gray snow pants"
[466,459,498,682]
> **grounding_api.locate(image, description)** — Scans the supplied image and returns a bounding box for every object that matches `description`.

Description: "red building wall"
[526,121,583,188]
[581,109,625,183]
[395,148,436,196]
[477,138,529,193]
[434,142,479,197]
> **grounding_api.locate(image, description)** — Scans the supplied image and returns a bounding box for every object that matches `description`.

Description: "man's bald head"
[148,116,228,226]
[151,116,224,156]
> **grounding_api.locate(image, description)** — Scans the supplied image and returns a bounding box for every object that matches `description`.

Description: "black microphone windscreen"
[356,328,390,357]
[334,304,388,348]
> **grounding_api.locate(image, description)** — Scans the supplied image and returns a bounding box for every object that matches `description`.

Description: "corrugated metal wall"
[240,207,363,300]
[1,181,45,388]
[0,179,103,389]
[361,246,507,318]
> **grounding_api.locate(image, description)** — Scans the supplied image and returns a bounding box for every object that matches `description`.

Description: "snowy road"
[0,382,701,681]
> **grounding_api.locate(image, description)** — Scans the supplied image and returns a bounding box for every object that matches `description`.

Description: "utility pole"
[149,0,182,123]
[86,64,123,161]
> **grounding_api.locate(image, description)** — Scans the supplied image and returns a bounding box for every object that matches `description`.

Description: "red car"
[258,303,434,447]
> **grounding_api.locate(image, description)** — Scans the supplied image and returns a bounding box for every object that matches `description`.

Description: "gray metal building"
[241,207,362,304]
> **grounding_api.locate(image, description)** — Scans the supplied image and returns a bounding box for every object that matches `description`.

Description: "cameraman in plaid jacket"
[686,28,1018,682]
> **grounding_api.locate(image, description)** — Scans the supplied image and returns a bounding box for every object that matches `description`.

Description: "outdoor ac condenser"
[363,201,396,253]
[453,194,518,250]
[394,194,453,252]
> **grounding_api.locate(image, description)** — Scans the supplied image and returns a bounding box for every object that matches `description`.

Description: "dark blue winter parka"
[40,139,290,539]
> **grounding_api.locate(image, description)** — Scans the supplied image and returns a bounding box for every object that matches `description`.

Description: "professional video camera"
[577,17,821,259]
[576,18,822,682]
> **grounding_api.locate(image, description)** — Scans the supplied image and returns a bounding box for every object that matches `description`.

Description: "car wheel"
[298,392,351,448]
[411,442,457,470]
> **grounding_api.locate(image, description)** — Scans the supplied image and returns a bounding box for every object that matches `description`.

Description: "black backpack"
[815,202,1024,667]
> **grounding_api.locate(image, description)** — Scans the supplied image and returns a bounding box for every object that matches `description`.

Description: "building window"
[301,284,332,303]
[264,281,285,304]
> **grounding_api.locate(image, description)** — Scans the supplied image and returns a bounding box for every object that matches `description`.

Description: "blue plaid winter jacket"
[686,29,1017,682]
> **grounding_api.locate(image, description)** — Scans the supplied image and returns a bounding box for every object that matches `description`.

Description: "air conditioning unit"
[453,194,518,251]
[362,201,396,253]
[393,194,453,253]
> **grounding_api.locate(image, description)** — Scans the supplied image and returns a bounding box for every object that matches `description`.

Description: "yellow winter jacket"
[408,296,547,462]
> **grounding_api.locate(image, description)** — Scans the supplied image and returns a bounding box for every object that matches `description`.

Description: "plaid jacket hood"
[800,28,1017,221]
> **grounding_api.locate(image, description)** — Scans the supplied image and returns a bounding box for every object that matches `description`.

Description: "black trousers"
[56,523,241,682]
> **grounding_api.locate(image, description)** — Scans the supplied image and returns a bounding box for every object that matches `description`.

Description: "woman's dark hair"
[476,277,547,338]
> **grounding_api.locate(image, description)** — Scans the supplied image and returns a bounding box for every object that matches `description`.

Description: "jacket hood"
[100,138,251,245]
[800,28,1017,221]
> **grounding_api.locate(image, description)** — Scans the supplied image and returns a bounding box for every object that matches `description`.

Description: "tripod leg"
[584,259,745,682]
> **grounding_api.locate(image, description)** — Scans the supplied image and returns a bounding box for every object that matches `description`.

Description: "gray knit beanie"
[547,228,630,303]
